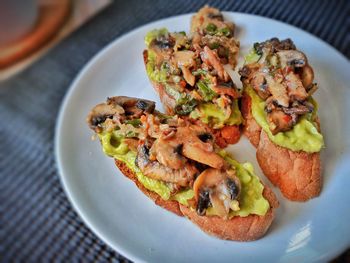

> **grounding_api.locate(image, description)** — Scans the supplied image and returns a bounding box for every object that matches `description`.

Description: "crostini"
[239,38,324,201]
[87,96,278,241]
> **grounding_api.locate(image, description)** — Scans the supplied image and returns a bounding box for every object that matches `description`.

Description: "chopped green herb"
[125,130,138,138]
[206,23,217,34]
[192,69,208,76]
[175,99,198,115]
[219,27,231,37]
[197,79,217,101]
[124,119,142,127]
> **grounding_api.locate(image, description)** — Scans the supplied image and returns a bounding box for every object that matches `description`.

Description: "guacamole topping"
[99,131,193,201]
[244,48,261,64]
[246,86,324,152]
[206,150,269,217]
[190,100,242,129]
[144,28,169,47]
[146,50,168,83]
[98,131,268,217]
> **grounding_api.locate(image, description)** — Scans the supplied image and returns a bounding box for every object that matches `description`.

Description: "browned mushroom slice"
[181,66,196,86]
[300,64,314,88]
[136,143,198,187]
[211,84,240,98]
[87,96,155,132]
[150,136,187,170]
[176,126,225,169]
[284,71,308,101]
[277,50,307,69]
[265,75,289,107]
[267,109,294,134]
[108,96,155,118]
[251,72,270,100]
[87,103,124,132]
[193,168,241,218]
[201,46,230,81]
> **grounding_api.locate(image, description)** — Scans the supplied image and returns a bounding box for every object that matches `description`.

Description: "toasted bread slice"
[116,159,279,241]
[242,92,322,201]
[180,186,279,241]
[115,160,183,216]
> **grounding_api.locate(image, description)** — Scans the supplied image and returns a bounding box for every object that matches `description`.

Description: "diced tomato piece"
[221,125,241,144]
[283,114,292,123]
[180,80,187,88]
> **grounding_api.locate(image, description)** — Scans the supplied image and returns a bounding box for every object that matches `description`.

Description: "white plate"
[55,13,350,263]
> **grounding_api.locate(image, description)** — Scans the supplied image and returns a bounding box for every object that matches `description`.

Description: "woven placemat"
[1,0,349,262]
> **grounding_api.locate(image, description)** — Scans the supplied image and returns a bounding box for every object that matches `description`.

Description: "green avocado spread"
[190,100,242,129]
[98,131,269,217]
[144,28,169,47]
[144,29,170,83]
[246,86,324,153]
[99,131,193,203]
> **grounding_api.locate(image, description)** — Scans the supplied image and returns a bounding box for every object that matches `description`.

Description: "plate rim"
[54,12,350,262]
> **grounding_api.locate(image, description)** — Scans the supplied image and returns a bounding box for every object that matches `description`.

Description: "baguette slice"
[115,160,279,241]
[89,96,278,241]
[241,92,322,201]
[180,186,278,241]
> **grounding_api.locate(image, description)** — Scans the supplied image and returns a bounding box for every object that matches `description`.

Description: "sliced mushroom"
[211,84,240,98]
[150,137,187,170]
[201,46,230,81]
[267,109,293,134]
[176,126,225,169]
[173,50,196,68]
[284,71,308,101]
[251,72,270,100]
[108,96,155,118]
[136,143,198,187]
[193,168,241,218]
[181,66,196,86]
[265,75,289,107]
[277,50,307,69]
[300,64,314,88]
[150,34,175,50]
[87,102,124,132]
[87,96,155,132]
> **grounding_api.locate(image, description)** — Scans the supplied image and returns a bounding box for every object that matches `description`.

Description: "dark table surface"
[2,0,349,262]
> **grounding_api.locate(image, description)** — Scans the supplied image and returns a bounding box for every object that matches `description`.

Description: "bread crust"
[242,92,322,201]
[180,186,279,241]
[115,160,183,216]
[256,131,322,201]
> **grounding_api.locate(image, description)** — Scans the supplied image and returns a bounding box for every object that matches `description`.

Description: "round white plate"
[55,13,350,263]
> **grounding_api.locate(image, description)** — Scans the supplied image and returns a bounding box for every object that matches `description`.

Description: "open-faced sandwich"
[143,7,241,148]
[239,38,324,201]
[87,96,278,241]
